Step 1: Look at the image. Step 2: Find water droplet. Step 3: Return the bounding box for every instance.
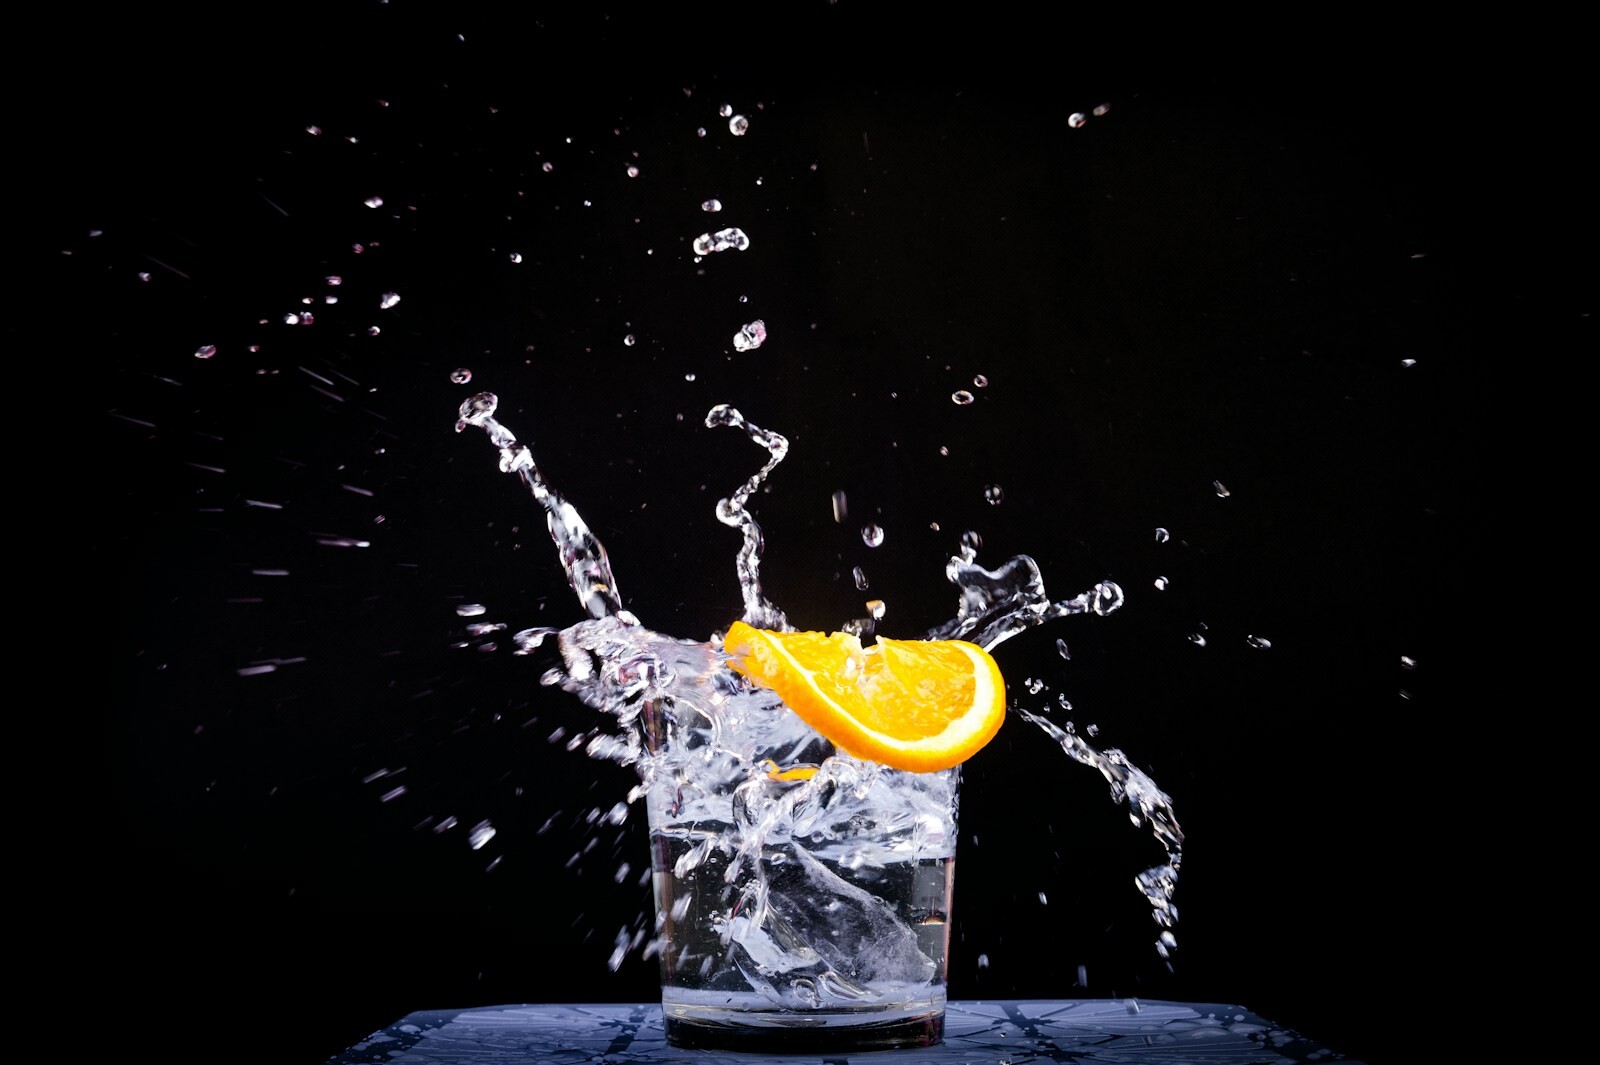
[960,530,982,557]
[456,603,487,617]
[866,599,886,619]
[732,320,767,351]
[1246,634,1272,649]
[137,271,151,282]
[1055,638,1070,660]
[194,344,217,360]
[1401,655,1417,670]
[1093,102,1111,117]
[977,953,990,969]
[1089,581,1124,616]
[623,333,637,347]
[363,195,384,208]
[1188,632,1207,647]
[1400,358,1417,367]
[468,821,496,850]
[542,161,554,173]
[1057,693,1073,711]
[983,484,1004,505]
[861,524,884,548]
[306,124,322,136]
[1154,527,1170,543]
[626,165,640,178]
[509,252,523,263]
[951,389,975,405]
[701,198,723,212]
[973,373,988,388]
[852,566,868,590]
[684,373,696,382]
[1026,678,1045,695]
[929,521,940,532]
[1068,113,1087,129]
[831,490,848,523]
[1124,999,1142,1015]
[692,227,750,256]
[450,368,472,384]
[1153,576,1168,591]
[1038,891,1049,905]
[1213,480,1231,498]
[325,275,343,286]
[380,291,401,309]
[1085,723,1098,737]
[283,313,301,325]
[719,103,733,118]
[696,127,707,138]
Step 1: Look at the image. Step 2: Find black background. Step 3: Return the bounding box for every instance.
[33,6,1480,1063]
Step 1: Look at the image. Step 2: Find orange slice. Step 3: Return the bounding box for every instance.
[723,620,1007,773]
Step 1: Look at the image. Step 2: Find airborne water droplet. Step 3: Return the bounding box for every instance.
[623,334,637,347]
[866,599,886,620]
[456,603,488,617]
[983,484,1004,505]
[861,524,884,548]
[1093,102,1111,117]
[542,161,554,173]
[450,368,473,385]
[626,165,640,178]
[364,195,384,208]
[719,103,733,118]
[1056,638,1070,660]
[1153,576,1168,591]
[1068,113,1087,128]
[951,390,975,405]
[701,198,723,213]
[1188,632,1207,647]
[731,320,767,351]
[729,115,749,135]
[831,490,848,523]
[1213,480,1231,498]
[1154,528,1170,543]
[380,292,401,309]
[973,374,988,388]
[194,344,217,360]
[852,566,868,590]
[1246,634,1272,649]
[1401,655,1417,670]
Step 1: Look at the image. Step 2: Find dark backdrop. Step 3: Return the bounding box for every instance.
[33,7,1478,1063]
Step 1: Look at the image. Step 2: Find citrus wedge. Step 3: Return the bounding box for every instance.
[723,620,1007,773]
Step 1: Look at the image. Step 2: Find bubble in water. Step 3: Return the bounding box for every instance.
[364,195,384,208]
[450,368,473,384]
[626,165,640,178]
[624,333,637,347]
[852,566,869,590]
[1246,634,1272,649]
[861,524,884,548]
[1153,576,1168,591]
[973,374,988,388]
[732,320,767,351]
[831,490,848,523]
[1401,655,1417,670]
[719,103,733,118]
[1213,480,1231,498]
[380,292,401,309]
[194,344,217,360]
[1056,638,1070,660]
[701,198,723,212]
[692,227,750,256]
[866,599,886,619]
[1093,102,1111,117]
[1068,113,1087,128]
[1154,527,1170,543]
[542,161,554,173]
[729,115,749,136]
[983,484,1004,505]
[951,390,975,405]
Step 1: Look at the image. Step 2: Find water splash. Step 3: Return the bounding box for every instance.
[705,404,790,632]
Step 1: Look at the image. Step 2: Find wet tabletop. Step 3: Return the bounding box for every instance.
[327,999,1365,1063]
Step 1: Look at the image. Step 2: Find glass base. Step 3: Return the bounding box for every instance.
[663,1001,944,1052]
